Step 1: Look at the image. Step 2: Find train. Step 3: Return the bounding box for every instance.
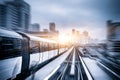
[0,28,68,80]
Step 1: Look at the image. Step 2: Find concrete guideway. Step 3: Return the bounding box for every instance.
[70,49,75,76]
[26,47,73,80]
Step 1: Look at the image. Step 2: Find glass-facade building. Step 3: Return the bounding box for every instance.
[0,0,30,31]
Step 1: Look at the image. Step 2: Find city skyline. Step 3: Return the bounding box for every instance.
[26,0,120,40]
[0,1,120,80]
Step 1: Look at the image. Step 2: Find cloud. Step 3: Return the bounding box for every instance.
[25,0,120,39]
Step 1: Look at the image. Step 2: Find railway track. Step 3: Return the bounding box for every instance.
[47,48,93,80]
[78,47,120,80]
[48,48,73,80]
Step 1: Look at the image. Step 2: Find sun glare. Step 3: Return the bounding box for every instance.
[58,34,71,44]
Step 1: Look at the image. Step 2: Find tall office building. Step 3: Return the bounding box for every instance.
[0,0,30,31]
[49,22,55,32]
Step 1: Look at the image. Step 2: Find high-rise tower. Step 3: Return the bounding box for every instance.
[0,0,30,31]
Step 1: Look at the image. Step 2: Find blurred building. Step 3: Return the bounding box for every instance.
[29,23,40,32]
[27,22,59,40]
[107,20,120,58]
[80,31,90,44]
[71,29,76,43]
[83,31,88,37]
[76,30,80,36]
[71,29,81,44]
[43,29,48,32]
[0,0,30,31]
[49,22,55,32]
[72,29,75,36]
[49,22,59,34]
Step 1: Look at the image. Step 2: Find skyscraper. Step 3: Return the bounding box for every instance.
[49,22,55,32]
[0,0,30,31]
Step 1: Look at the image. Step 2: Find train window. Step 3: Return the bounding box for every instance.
[0,37,2,50]
[30,40,39,48]
[48,43,51,50]
[1,37,14,50]
[40,42,43,52]
[14,39,22,49]
[53,44,55,49]
[30,40,39,54]
[0,37,22,59]
[0,37,2,41]
[44,42,48,51]
[113,42,120,47]
[50,43,55,50]
[55,44,58,49]
[45,42,48,48]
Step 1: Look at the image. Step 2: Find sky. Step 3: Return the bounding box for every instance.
[25,0,120,40]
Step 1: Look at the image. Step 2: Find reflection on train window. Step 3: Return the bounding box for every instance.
[40,42,43,52]
[113,42,120,47]
[2,37,14,50]
[30,40,39,54]
[43,42,48,51]
[0,37,22,59]
[50,43,55,50]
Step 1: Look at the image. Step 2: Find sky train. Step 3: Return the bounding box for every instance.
[0,28,68,80]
